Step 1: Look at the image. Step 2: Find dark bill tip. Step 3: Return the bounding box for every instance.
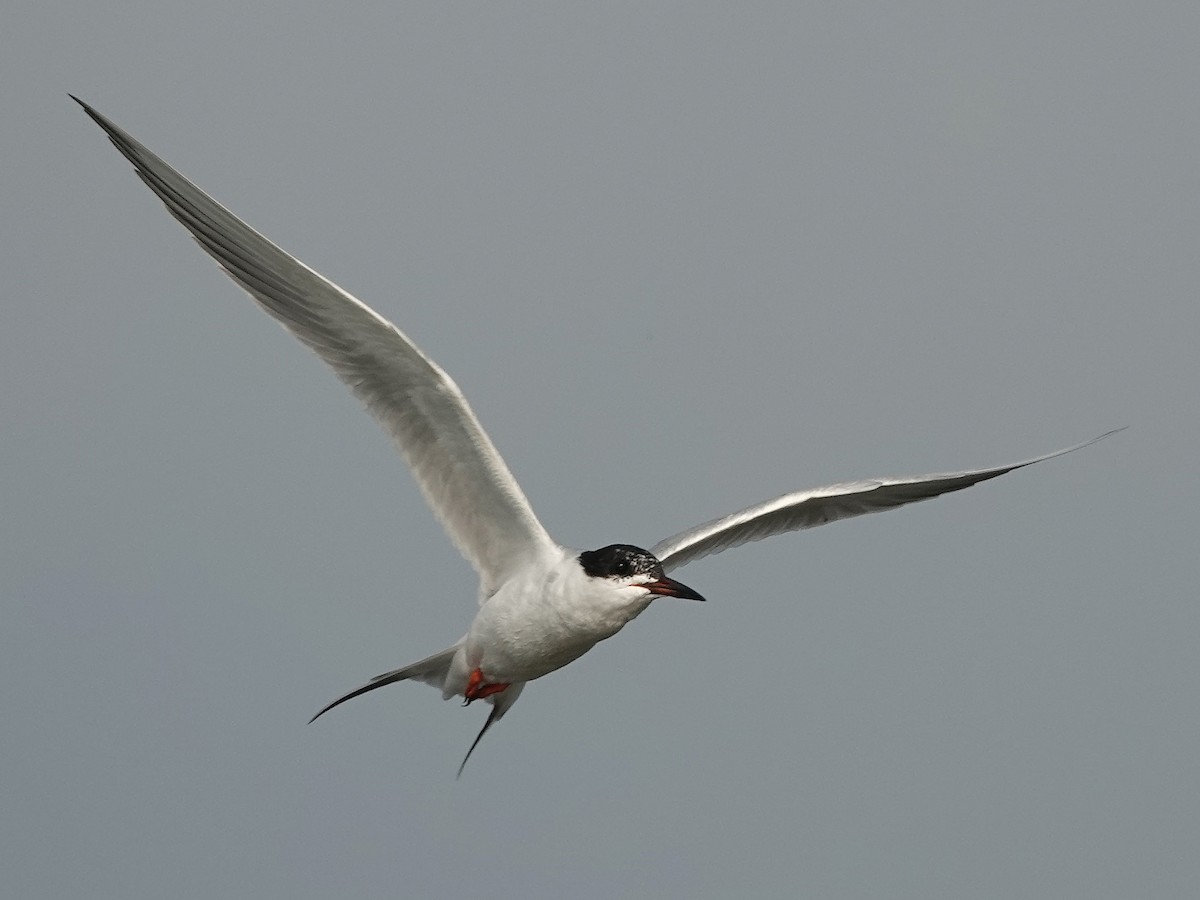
[645,576,706,602]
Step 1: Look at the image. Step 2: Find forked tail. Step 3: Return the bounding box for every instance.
[309,640,525,777]
[458,682,525,779]
[308,643,462,724]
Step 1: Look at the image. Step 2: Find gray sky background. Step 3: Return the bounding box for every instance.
[5,3,1197,898]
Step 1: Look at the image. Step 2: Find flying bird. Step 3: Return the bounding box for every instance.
[74,97,1120,775]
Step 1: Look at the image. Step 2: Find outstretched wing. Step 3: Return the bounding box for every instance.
[75,97,558,595]
[652,430,1122,572]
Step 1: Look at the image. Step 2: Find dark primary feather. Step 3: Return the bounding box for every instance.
[651,429,1124,572]
[73,96,555,595]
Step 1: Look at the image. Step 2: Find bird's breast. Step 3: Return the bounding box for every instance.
[467,570,644,683]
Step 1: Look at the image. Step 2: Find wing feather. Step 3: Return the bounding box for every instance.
[652,430,1123,572]
[75,97,557,594]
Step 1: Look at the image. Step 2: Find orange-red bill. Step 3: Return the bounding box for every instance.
[644,576,706,602]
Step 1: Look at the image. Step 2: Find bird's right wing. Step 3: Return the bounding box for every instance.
[651,430,1122,573]
[75,98,558,595]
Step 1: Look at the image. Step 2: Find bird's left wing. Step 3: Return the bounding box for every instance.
[75,98,558,595]
[652,430,1122,573]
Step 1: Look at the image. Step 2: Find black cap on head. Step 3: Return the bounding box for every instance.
[578,544,662,579]
[578,544,706,602]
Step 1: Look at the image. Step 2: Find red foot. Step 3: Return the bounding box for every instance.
[464,667,509,704]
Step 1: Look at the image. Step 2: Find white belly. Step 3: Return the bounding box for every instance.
[463,558,652,684]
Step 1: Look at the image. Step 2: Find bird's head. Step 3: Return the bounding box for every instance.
[577,544,706,603]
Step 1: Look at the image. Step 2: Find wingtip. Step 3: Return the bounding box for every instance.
[70,95,114,134]
[1040,427,1127,461]
[1075,426,1128,453]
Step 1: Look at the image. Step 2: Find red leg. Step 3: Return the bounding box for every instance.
[463,666,510,704]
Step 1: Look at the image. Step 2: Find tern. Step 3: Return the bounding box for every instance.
[75,97,1121,775]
